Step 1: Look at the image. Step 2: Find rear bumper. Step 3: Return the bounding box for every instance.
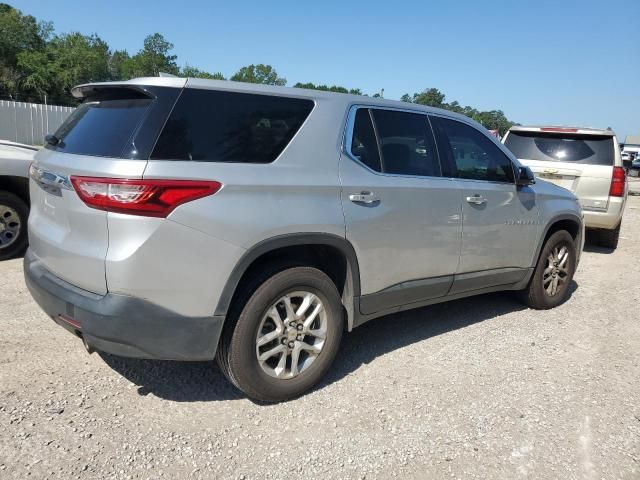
[583,197,625,230]
[24,250,224,360]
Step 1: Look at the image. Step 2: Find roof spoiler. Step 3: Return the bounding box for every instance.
[71,77,187,99]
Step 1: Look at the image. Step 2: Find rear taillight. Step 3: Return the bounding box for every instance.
[609,167,626,197]
[70,177,222,217]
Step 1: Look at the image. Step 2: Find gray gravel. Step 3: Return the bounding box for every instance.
[1,182,640,479]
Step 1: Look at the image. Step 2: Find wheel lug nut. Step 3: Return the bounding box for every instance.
[288,341,294,348]
[281,338,287,345]
[297,324,303,331]
[297,335,303,341]
[290,322,296,328]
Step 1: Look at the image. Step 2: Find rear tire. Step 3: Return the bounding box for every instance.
[521,230,576,310]
[597,223,621,250]
[0,191,29,261]
[216,266,343,402]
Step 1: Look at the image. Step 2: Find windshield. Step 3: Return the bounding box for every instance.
[504,131,614,166]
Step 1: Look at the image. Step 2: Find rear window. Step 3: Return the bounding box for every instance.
[48,95,152,157]
[150,89,314,163]
[504,131,615,165]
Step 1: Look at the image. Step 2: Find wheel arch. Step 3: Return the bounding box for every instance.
[0,176,30,205]
[534,214,583,266]
[214,233,361,331]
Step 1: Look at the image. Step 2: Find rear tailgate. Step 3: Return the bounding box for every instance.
[29,152,147,294]
[523,160,613,211]
[27,82,183,294]
[504,129,616,211]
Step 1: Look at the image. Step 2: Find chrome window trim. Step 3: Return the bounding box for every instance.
[341,104,450,182]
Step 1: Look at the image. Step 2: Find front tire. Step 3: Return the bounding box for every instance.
[521,230,577,310]
[0,191,29,261]
[217,267,343,402]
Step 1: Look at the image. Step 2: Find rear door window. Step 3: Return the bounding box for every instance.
[151,89,314,163]
[371,109,441,177]
[431,116,514,183]
[504,131,615,165]
[48,95,152,157]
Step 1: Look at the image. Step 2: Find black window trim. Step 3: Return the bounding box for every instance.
[342,104,446,180]
[428,112,517,186]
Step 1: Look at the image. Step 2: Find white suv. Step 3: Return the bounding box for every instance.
[503,126,627,249]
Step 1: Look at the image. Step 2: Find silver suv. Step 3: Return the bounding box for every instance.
[25,77,584,402]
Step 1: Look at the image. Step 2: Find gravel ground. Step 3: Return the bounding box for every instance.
[1,182,639,480]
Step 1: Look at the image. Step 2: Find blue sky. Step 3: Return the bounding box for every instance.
[12,0,640,140]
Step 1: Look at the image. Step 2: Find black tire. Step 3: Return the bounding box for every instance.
[0,190,29,261]
[597,223,621,250]
[216,266,343,402]
[521,230,576,310]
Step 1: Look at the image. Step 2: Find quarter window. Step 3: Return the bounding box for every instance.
[371,109,441,177]
[151,89,314,163]
[432,116,514,183]
[350,109,382,172]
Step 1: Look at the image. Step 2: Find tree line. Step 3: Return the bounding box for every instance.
[0,3,516,133]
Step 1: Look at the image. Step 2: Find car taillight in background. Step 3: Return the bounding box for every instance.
[540,127,579,133]
[609,167,626,197]
[70,177,222,217]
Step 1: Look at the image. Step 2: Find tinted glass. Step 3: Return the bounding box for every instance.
[49,98,152,157]
[432,117,514,182]
[371,109,440,177]
[151,89,314,163]
[350,109,381,171]
[504,131,615,165]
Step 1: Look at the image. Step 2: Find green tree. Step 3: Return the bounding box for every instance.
[412,88,446,107]
[108,49,133,80]
[231,64,286,86]
[293,82,363,95]
[17,32,111,104]
[181,65,225,80]
[0,3,50,98]
[128,33,179,77]
[400,86,515,134]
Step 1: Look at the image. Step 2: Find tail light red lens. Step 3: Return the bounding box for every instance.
[540,127,578,133]
[609,167,626,197]
[70,177,222,217]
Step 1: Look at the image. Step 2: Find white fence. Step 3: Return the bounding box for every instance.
[0,100,75,146]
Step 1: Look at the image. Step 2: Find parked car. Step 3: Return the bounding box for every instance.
[630,157,640,177]
[503,126,627,249]
[0,140,36,260]
[25,77,584,402]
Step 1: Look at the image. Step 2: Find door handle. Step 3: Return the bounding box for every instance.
[466,195,487,205]
[349,191,379,204]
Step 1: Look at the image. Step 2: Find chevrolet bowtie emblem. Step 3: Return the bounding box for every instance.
[544,168,559,174]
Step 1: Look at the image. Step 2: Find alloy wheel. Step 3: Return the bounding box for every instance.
[255,291,327,379]
[543,244,570,296]
[0,204,21,250]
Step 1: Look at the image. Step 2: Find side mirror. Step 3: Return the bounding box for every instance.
[622,159,632,169]
[516,166,536,187]
[44,134,59,146]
